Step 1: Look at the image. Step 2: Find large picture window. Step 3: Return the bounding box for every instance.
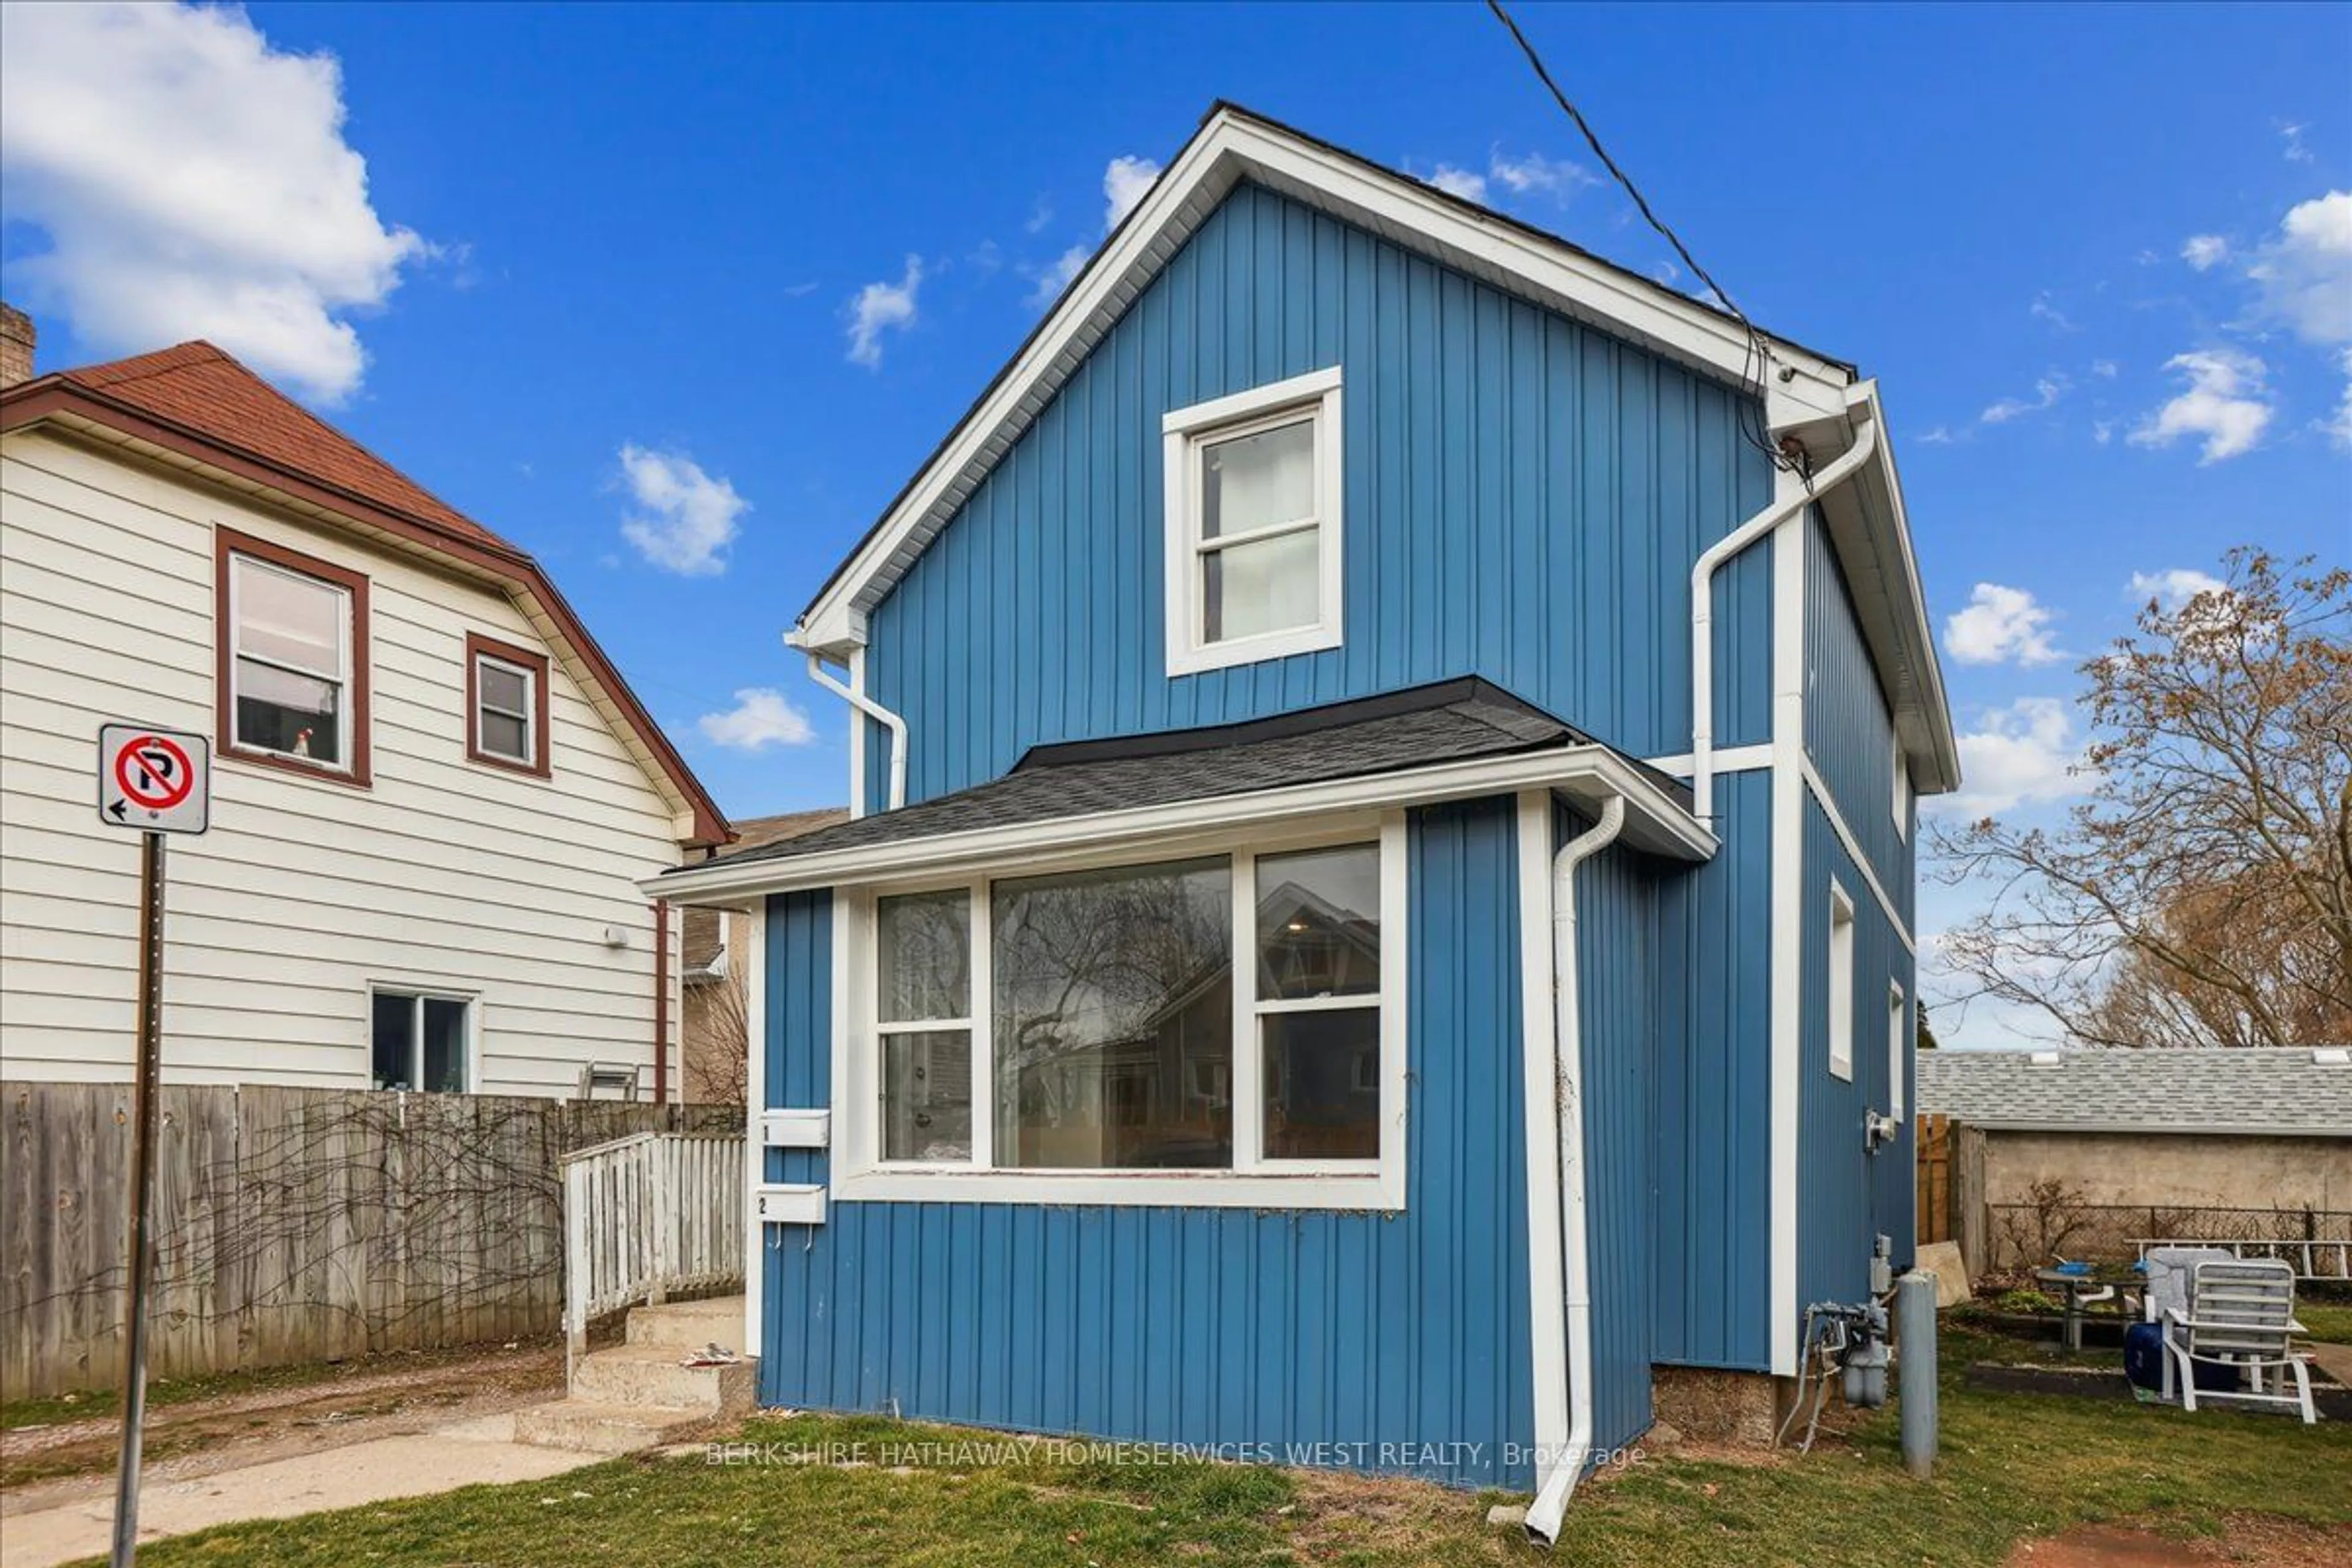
[841,819,1405,1208]
[1163,368,1344,677]
[216,527,370,785]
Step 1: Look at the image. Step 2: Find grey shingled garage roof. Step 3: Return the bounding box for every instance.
[676,677,1676,875]
[1916,1048,2352,1136]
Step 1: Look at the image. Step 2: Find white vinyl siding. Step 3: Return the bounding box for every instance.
[0,431,684,1095]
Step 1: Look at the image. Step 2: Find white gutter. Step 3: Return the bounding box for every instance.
[1525,793,1625,1550]
[1689,412,1879,823]
[797,643,907,812]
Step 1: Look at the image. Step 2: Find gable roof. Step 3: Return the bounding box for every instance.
[0,341,731,847]
[1916,1048,2352,1137]
[787,101,1958,793]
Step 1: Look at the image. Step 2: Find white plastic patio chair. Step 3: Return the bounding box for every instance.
[2158,1257,2318,1423]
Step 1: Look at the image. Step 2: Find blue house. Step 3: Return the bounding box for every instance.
[656,104,1958,1540]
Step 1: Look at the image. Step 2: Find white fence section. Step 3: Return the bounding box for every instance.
[562,1129,745,1370]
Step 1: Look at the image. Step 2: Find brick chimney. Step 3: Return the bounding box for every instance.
[0,303,33,390]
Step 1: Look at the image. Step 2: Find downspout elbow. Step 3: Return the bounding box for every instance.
[1525,793,1627,1550]
[799,645,908,812]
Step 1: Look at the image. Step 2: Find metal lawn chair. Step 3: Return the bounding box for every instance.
[2156,1256,2318,1423]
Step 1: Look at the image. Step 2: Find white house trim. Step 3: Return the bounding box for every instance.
[741,899,767,1353]
[824,813,1410,1210]
[649,743,1709,905]
[1644,743,1772,778]
[1800,757,1915,956]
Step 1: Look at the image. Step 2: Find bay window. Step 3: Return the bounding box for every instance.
[840,818,1405,1207]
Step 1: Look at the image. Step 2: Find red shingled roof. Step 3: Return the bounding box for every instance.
[54,341,510,551]
[1,338,731,846]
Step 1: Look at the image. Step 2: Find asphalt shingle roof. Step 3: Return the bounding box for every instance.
[1916,1048,2352,1136]
[682,677,1654,875]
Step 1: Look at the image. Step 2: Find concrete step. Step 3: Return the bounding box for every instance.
[624,1295,748,1354]
[512,1398,713,1456]
[570,1344,755,1414]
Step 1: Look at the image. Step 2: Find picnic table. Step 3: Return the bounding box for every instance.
[2035,1263,2145,1351]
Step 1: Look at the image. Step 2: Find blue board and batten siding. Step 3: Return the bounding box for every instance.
[862,181,1775,814]
[760,800,1539,1489]
[1797,511,1918,1309]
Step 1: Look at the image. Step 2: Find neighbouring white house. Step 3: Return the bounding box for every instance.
[0,306,733,1096]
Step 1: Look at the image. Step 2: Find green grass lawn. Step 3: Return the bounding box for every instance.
[88,1329,2352,1568]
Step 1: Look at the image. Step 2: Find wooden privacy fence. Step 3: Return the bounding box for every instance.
[562,1129,744,1374]
[1915,1112,1989,1279]
[0,1081,734,1400]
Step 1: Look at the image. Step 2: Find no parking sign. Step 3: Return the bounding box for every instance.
[97,723,210,835]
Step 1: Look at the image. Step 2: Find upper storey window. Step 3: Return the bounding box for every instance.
[1163,368,1344,676]
[466,633,551,776]
[218,527,369,783]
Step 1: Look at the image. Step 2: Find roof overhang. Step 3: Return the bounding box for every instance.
[1,381,733,848]
[1771,380,1962,795]
[647,741,1710,907]
[791,102,1860,658]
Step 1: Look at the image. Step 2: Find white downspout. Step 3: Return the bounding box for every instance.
[797,644,907,812]
[1525,793,1625,1550]
[1689,413,1878,823]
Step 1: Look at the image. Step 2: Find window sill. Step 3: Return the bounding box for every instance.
[831,1163,1403,1211]
[465,748,551,781]
[1167,620,1343,679]
[221,744,371,790]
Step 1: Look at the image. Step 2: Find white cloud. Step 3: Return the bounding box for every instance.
[2029,293,2078,332]
[2127,568,2225,609]
[2129,348,2273,463]
[1102,156,1159,232]
[2090,358,2119,379]
[0,1,426,404]
[2243,189,2351,345]
[2280,122,2313,165]
[698,688,813,752]
[1981,372,2068,424]
[1488,149,1594,202]
[1425,164,1490,203]
[845,254,922,368]
[2181,234,2230,271]
[1943,582,2061,667]
[2092,418,2118,445]
[2329,349,2352,449]
[1024,195,1054,235]
[1933,698,2091,816]
[1027,244,1088,309]
[616,444,746,576]
[1917,424,1957,445]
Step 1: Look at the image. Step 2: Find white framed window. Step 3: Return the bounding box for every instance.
[835,814,1407,1208]
[228,551,354,771]
[1891,729,1910,840]
[1827,881,1855,1082]
[1887,981,1907,1120]
[369,986,475,1092]
[1162,367,1344,677]
[475,657,535,763]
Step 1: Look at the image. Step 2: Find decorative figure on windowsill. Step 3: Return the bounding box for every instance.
[292,727,313,757]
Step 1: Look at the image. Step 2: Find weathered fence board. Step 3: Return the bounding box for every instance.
[0,1081,733,1400]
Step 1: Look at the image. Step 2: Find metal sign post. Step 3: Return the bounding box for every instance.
[95,724,209,1568]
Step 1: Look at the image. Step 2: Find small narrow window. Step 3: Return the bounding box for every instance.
[1163,368,1343,676]
[1254,842,1382,1162]
[1888,982,1907,1120]
[876,890,974,1163]
[1891,730,1910,840]
[218,529,368,782]
[466,633,550,775]
[1828,883,1855,1082]
[371,988,472,1091]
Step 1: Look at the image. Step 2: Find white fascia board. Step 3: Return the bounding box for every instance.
[794,105,1855,654]
[646,744,1712,905]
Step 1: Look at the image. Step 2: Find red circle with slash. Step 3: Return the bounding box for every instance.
[115,734,194,811]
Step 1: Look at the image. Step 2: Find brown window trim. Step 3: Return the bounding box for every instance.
[214,525,372,788]
[465,631,552,778]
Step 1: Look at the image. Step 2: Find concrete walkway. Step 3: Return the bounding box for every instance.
[1,1413,601,1568]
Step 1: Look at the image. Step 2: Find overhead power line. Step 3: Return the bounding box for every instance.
[1482,0,1801,477]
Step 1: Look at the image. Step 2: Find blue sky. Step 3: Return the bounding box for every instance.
[4,3,2346,1044]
